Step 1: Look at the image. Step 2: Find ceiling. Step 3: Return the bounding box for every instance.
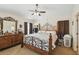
[0,4,74,18]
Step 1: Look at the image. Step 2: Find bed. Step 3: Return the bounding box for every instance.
[21,31,58,55]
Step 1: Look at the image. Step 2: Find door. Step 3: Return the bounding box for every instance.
[64,20,69,34]
[58,21,65,34]
[58,20,69,35]
[29,23,33,34]
[24,22,28,35]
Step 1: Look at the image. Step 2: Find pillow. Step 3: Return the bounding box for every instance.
[38,31,45,33]
[46,31,56,34]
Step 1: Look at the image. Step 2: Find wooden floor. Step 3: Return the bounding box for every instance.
[0,45,39,55]
[0,44,76,55]
[52,46,76,55]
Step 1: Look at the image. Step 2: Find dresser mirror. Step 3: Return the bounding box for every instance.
[0,17,17,35]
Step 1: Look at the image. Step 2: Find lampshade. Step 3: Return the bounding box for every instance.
[32,12,41,16]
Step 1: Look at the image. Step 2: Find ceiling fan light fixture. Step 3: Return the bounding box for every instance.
[32,13,34,15]
[29,4,45,16]
[36,4,38,6]
[39,14,41,16]
[32,12,41,16]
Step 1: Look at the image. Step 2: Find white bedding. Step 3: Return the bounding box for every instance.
[24,31,58,48]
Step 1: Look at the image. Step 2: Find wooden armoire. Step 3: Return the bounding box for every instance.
[57,20,69,38]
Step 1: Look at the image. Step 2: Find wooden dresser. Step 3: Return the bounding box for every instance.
[0,33,23,50]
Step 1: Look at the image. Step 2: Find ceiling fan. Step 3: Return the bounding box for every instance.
[29,4,46,16]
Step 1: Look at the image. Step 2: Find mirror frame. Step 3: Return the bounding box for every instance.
[0,17,17,34]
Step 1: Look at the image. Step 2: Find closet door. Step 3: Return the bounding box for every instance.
[64,20,69,34]
[24,22,28,35]
[58,20,69,35]
[29,23,33,34]
[58,21,64,34]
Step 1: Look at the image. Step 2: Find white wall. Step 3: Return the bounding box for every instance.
[70,4,79,54]
[29,10,73,31]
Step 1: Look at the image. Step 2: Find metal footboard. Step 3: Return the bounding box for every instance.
[23,36,49,51]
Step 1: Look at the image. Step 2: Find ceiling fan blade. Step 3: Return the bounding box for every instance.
[39,11,46,13]
[29,10,35,12]
[29,9,39,13]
